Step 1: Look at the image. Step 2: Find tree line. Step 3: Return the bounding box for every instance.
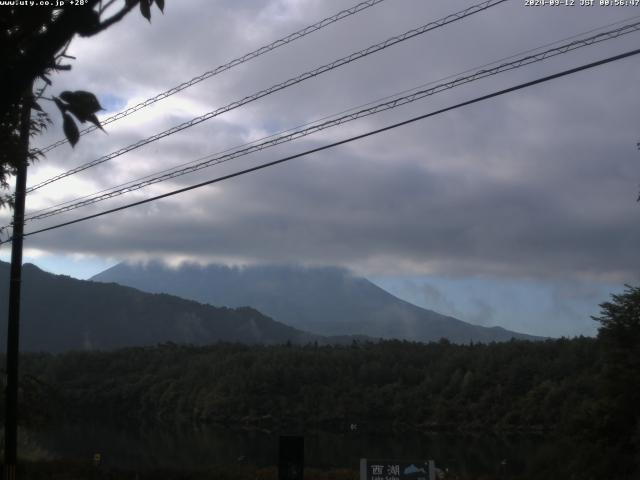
[1,285,637,478]
[8,337,601,433]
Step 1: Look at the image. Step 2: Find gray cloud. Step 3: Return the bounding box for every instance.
[1,0,638,288]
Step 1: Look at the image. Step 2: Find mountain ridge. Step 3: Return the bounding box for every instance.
[92,261,541,343]
[0,261,363,352]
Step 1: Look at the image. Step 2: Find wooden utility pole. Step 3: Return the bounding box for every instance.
[4,84,32,480]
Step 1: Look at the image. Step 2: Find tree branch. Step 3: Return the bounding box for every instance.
[92,1,138,35]
[99,0,119,15]
[0,1,102,113]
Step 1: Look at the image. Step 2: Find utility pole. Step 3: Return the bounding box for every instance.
[4,83,32,480]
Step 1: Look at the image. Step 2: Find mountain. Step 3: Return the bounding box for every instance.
[92,262,540,343]
[0,261,335,352]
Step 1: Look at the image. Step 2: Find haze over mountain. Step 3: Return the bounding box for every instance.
[0,261,336,352]
[92,262,541,343]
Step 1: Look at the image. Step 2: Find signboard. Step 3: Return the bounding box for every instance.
[360,459,435,480]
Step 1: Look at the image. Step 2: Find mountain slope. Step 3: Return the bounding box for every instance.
[92,262,540,343]
[0,261,324,352]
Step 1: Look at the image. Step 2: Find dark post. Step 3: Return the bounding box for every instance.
[278,435,304,480]
[4,84,32,480]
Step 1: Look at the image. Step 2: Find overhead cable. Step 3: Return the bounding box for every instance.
[20,19,640,223]
[6,46,638,244]
[27,12,640,220]
[38,0,389,154]
[26,0,508,194]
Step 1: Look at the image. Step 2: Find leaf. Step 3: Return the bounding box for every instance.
[60,90,103,112]
[31,100,43,112]
[59,91,103,123]
[62,113,79,147]
[140,0,151,21]
[155,0,165,12]
[87,113,106,133]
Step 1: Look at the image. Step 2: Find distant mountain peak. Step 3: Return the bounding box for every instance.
[0,260,330,352]
[92,261,541,343]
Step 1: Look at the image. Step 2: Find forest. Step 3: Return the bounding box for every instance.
[0,337,633,478]
[11,338,601,433]
[1,286,638,479]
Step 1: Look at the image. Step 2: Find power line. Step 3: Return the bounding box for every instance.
[20,19,640,224]
[7,46,639,244]
[38,0,389,154]
[25,0,507,194]
[25,13,640,221]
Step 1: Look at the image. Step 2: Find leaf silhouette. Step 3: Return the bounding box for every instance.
[59,91,103,123]
[87,113,106,133]
[62,113,79,147]
[140,0,151,21]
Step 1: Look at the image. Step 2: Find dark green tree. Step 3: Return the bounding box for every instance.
[592,285,640,477]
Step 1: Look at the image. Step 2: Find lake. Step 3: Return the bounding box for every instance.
[23,423,561,478]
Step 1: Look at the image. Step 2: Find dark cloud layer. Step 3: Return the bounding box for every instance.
[1,0,638,286]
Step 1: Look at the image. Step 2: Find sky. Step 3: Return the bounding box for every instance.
[1,0,639,337]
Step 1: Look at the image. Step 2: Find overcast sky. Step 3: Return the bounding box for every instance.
[1,0,639,337]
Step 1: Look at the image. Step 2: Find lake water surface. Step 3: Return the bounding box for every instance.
[26,424,559,478]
